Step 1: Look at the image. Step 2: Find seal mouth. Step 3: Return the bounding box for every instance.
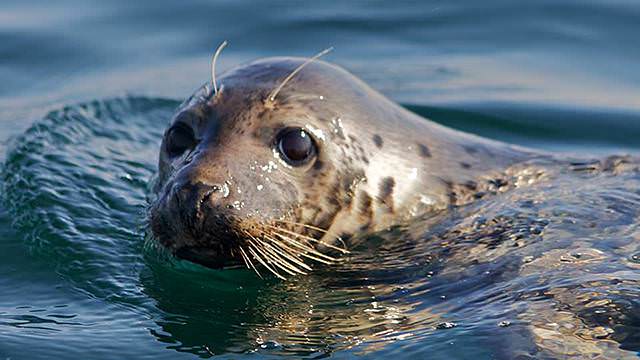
[175,246,242,269]
[150,200,351,278]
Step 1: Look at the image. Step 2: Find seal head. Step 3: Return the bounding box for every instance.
[149,57,531,275]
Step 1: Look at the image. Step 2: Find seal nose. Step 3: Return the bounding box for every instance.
[173,181,225,221]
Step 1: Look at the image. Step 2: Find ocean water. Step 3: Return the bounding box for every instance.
[1,1,639,359]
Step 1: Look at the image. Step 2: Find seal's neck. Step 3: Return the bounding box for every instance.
[327,104,542,239]
[312,77,546,240]
[422,120,545,207]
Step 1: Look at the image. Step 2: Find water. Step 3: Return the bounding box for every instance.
[1,1,639,358]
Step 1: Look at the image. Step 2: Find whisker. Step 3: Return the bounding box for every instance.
[243,231,304,276]
[273,219,329,233]
[265,47,333,104]
[265,224,350,254]
[251,236,308,275]
[272,219,349,249]
[239,246,263,279]
[298,251,335,265]
[261,233,313,271]
[250,239,300,276]
[248,243,287,280]
[238,246,250,269]
[269,231,337,261]
[271,232,336,264]
[211,40,228,95]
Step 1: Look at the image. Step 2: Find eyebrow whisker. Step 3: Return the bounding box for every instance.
[211,40,228,95]
[265,47,333,105]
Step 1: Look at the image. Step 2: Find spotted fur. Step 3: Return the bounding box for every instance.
[149,56,537,277]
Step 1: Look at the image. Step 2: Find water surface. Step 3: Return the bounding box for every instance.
[1,1,639,359]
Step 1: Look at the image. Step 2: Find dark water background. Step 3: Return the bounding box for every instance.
[1,1,639,359]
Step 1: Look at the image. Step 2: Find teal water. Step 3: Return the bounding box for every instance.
[1,1,640,359]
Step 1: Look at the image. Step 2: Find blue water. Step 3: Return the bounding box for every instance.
[1,1,639,359]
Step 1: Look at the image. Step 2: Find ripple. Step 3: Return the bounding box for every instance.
[2,97,640,358]
[2,97,176,302]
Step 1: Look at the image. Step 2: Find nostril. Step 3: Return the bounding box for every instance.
[173,182,222,212]
[200,186,219,206]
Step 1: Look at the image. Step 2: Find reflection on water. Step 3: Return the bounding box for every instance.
[2,99,639,359]
[2,0,640,358]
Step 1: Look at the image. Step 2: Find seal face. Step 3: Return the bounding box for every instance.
[149,57,534,276]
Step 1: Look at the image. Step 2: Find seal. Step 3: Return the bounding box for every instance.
[148,52,540,278]
[147,51,640,357]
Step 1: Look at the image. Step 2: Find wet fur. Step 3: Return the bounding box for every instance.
[150,57,540,278]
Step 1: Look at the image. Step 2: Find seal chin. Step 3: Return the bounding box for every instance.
[174,246,242,269]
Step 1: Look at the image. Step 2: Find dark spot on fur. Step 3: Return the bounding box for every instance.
[326,180,342,207]
[377,177,395,212]
[462,145,478,155]
[358,191,373,221]
[372,134,383,148]
[440,179,457,205]
[489,178,508,189]
[313,211,340,233]
[473,191,487,199]
[418,144,431,158]
[379,177,395,199]
[313,160,324,170]
[464,181,478,191]
[460,162,472,169]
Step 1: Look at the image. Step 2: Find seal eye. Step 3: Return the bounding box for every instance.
[277,128,316,166]
[165,123,196,157]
